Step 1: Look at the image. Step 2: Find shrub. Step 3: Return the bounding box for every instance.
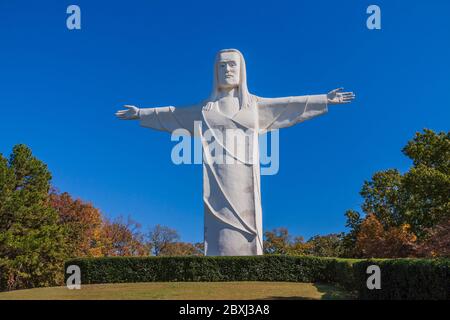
[65,255,357,290]
[64,255,449,300]
[353,258,450,300]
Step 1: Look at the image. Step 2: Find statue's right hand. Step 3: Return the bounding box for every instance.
[115,105,140,120]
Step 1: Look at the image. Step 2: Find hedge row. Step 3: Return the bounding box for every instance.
[353,259,450,300]
[64,255,449,300]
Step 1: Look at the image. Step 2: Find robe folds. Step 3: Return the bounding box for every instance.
[139,94,328,256]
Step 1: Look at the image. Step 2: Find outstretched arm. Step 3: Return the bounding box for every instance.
[257,88,355,132]
[115,104,202,135]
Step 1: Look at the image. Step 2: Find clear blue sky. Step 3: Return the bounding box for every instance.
[1,1,449,243]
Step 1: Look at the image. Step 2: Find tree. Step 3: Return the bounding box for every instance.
[289,236,312,256]
[100,216,148,257]
[402,129,449,172]
[341,210,363,257]
[306,233,345,257]
[0,145,68,290]
[148,224,180,256]
[343,129,450,256]
[160,242,203,256]
[415,218,450,257]
[360,169,404,229]
[402,165,450,237]
[401,129,450,237]
[50,191,103,257]
[264,228,292,254]
[264,228,310,255]
[354,214,416,258]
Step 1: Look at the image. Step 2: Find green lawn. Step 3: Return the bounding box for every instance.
[0,282,354,300]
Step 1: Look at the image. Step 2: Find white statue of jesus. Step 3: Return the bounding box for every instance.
[116,49,355,256]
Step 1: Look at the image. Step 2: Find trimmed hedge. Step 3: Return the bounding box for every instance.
[65,255,357,290]
[353,259,450,300]
[64,255,449,300]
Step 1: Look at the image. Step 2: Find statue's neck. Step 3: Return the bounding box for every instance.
[217,87,238,99]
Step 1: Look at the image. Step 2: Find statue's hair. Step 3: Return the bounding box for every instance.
[208,48,254,109]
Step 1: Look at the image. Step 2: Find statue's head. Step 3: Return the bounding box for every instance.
[217,50,241,89]
[209,49,252,108]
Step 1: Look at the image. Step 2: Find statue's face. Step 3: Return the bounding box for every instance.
[217,51,241,89]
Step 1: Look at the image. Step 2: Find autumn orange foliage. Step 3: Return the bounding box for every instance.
[50,191,148,258]
[355,214,417,258]
[50,192,104,257]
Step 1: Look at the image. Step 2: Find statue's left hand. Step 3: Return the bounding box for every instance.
[327,88,355,104]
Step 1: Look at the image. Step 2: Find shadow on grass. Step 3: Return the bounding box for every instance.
[314,283,356,300]
[264,283,356,300]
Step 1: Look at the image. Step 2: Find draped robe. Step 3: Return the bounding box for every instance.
[139,94,328,256]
